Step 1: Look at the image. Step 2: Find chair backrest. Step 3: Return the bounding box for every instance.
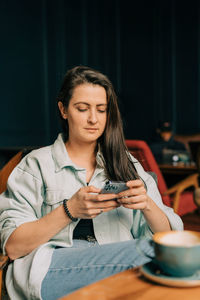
[125,140,170,205]
[174,133,200,153]
[0,151,24,298]
[0,151,23,194]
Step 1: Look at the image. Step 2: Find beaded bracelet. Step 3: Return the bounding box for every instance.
[63,199,78,222]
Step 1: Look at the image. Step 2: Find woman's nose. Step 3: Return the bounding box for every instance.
[88,110,97,123]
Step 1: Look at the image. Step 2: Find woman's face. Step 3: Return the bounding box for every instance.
[59,83,107,144]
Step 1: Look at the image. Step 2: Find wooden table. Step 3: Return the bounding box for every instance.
[159,162,197,175]
[158,162,198,187]
[59,267,200,300]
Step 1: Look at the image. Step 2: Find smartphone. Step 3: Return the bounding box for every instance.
[100,181,128,194]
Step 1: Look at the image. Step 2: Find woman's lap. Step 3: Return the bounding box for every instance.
[41,238,154,300]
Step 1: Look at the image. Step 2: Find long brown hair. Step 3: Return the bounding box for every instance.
[56,65,139,181]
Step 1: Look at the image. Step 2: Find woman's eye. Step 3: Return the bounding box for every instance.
[97,106,107,113]
[76,106,106,113]
[77,107,87,112]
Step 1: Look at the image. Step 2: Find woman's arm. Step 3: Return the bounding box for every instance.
[140,195,171,232]
[117,179,171,233]
[5,204,71,260]
[5,186,118,260]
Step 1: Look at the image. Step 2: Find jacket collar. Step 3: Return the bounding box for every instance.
[51,133,104,172]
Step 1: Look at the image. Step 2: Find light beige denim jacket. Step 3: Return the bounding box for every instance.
[0,134,183,299]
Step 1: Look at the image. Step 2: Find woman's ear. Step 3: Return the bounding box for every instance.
[58,101,67,119]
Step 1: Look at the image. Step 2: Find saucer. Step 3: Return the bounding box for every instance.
[140,262,200,287]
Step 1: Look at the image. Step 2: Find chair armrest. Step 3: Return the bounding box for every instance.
[164,173,199,195]
[0,253,9,299]
[0,254,9,270]
[163,173,199,213]
[194,188,200,208]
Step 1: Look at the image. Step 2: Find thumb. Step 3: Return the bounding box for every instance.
[86,185,101,193]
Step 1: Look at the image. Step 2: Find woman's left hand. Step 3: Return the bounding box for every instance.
[117,179,150,211]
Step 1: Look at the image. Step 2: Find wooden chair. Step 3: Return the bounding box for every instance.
[0,151,24,299]
[125,140,199,216]
[174,133,200,153]
[0,151,23,194]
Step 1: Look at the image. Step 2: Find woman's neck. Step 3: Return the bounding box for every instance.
[65,140,97,173]
[66,140,97,183]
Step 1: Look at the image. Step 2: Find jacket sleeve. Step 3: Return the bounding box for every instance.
[0,155,44,254]
[130,158,184,239]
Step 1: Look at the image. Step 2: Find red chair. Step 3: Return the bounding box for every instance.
[125,140,199,216]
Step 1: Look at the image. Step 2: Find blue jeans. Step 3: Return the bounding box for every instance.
[41,238,154,300]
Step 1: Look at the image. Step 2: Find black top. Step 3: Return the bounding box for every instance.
[73,219,95,239]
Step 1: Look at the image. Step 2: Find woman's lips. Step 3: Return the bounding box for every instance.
[85,128,98,132]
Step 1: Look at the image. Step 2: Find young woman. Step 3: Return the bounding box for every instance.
[0,66,183,300]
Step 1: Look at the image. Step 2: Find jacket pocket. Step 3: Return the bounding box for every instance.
[41,189,75,241]
[43,189,74,212]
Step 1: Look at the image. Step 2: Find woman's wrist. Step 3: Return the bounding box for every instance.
[63,199,78,222]
[141,196,152,213]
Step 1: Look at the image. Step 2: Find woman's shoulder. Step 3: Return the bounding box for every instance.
[20,145,52,164]
[15,145,53,178]
[127,152,149,181]
[23,133,64,163]
[24,145,52,160]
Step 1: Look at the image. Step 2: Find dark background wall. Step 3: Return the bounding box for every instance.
[1,0,200,148]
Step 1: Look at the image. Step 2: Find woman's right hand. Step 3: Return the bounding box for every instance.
[66,185,120,219]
